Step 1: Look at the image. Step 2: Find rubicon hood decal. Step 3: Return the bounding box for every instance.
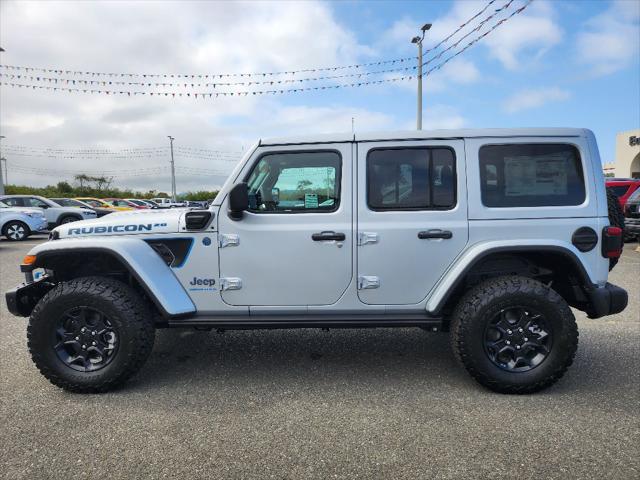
[55,210,182,238]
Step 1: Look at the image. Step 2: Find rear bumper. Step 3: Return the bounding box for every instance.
[624,217,640,235]
[587,282,628,319]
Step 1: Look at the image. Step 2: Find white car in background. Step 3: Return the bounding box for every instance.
[0,195,97,230]
[0,200,48,241]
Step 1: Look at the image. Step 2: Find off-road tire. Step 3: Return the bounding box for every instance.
[28,276,155,393]
[450,276,578,394]
[606,188,625,270]
[2,220,31,241]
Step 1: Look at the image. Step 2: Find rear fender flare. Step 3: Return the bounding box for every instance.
[426,240,595,314]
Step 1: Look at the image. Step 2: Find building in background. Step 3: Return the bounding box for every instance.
[613,129,640,178]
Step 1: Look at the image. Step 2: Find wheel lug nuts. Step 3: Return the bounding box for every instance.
[75,336,80,341]
[516,345,521,349]
[82,345,86,350]
[506,340,511,345]
[92,331,96,335]
[518,328,523,333]
[92,342,96,346]
[507,330,512,335]
[524,337,528,342]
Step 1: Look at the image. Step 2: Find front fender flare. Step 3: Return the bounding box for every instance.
[26,237,196,317]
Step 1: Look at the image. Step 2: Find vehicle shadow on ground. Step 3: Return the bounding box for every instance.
[119,323,632,398]
[130,327,475,392]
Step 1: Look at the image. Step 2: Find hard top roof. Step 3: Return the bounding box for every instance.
[260,128,589,146]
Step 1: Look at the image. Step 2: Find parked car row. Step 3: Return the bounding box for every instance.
[605,178,640,240]
[0,194,211,241]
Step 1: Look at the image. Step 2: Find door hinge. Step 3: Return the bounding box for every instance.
[219,234,240,248]
[220,277,242,291]
[358,276,380,289]
[358,232,379,246]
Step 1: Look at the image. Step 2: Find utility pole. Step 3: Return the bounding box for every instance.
[0,135,5,195]
[411,23,431,130]
[168,136,176,202]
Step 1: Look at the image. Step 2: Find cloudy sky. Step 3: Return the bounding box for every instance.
[0,0,638,194]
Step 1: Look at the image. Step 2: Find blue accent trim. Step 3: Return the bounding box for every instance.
[172,238,194,269]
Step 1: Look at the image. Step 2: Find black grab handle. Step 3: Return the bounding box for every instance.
[312,231,346,241]
[418,230,453,240]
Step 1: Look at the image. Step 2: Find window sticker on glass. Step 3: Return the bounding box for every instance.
[504,156,568,197]
[304,194,319,209]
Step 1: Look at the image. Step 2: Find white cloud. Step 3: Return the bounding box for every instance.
[378,1,562,72]
[0,0,383,191]
[481,0,563,70]
[502,86,570,114]
[576,0,640,76]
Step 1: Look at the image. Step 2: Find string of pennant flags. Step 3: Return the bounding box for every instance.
[0,0,531,100]
[0,0,510,81]
[11,164,232,178]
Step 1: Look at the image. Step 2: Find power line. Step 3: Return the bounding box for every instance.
[0,0,503,86]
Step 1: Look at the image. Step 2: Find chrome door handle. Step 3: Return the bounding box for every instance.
[418,229,453,240]
[312,231,346,241]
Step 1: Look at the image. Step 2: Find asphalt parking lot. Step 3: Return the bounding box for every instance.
[0,236,638,479]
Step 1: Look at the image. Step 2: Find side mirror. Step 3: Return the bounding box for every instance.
[228,182,249,220]
[271,187,280,204]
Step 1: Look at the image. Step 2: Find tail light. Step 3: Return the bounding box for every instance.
[601,226,623,258]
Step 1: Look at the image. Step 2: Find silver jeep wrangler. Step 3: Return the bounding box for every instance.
[6,128,628,394]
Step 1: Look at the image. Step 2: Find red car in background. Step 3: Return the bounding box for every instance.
[605,178,640,209]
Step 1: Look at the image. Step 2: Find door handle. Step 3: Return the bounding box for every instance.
[312,231,346,241]
[418,229,453,240]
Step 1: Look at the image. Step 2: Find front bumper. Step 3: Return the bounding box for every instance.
[6,278,55,317]
[587,282,628,319]
[30,217,48,232]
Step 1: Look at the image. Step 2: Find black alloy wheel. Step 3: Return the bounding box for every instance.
[483,307,552,372]
[54,306,119,372]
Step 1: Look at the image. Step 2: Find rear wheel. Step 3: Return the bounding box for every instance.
[28,277,155,393]
[3,220,30,241]
[451,276,578,394]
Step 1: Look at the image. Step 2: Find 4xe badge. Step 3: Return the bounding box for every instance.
[188,277,216,292]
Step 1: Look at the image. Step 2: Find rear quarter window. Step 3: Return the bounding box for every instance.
[479,143,585,208]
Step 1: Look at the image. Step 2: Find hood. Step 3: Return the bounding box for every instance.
[53,208,183,239]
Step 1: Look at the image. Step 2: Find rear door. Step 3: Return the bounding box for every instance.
[356,140,468,305]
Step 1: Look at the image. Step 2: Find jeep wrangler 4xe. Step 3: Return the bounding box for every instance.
[6,128,628,394]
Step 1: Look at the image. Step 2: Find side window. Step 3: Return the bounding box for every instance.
[479,143,585,208]
[245,151,341,213]
[367,147,456,210]
[3,197,23,207]
[27,198,48,208]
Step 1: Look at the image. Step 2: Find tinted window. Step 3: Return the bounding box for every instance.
[367,148,456,210]
[246,151,341,213]
[607,186,630,197]
[2,197,24,207]
[26,197,49,208]
[479,144,585,207]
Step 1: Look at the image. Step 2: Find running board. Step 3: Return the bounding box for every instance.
[165,313,443,330]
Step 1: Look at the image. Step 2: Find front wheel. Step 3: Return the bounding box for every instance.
[3,220,31,241]
[450,276,578,394]
[27,277,155,393]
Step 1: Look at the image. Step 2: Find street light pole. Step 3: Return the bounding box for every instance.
[0,135,5,195]
[411,23,431,130]
[168,136,176,202]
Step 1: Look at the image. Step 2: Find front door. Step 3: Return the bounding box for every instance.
[356,140,468,305]
[218,144,353,306]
